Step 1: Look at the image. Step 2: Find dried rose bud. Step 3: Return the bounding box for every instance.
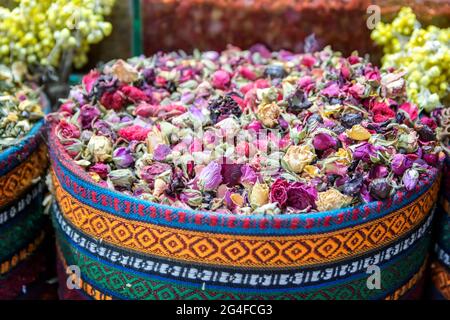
[397,131,418,153]
[250,182,269,208]
[240,165,258,189]
[180,189,203,208]
[341,113,363,128]
[316,188,353,211]
[108,169,135,188]
[402,169,419,191]
[257,102,281,128]
[197,162,223,191]
[87,135,112,162]
[89,163,110,179]
[313,133,337,151]
[111,59,139,83]
[153,178,168,197]
[369,179,392,200]
[391,154,412,176]
[112,147,134,168]
[416,124,436,142]
[283,145,315,173]
[346,125,371,141]
[212,70,231,90]
[342,176,363,196]
[153,144,171,161]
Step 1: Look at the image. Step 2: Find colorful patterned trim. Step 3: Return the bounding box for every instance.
[52,171,438,268]
[0,144,48,208]
[55,233,429,300]
[0,231,45,276]
[49,124,439,236]
[0,181,45,228]
[434,243,450,269]
[52,200,434,289]
[430,260,450,300]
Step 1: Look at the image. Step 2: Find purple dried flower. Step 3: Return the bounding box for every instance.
[313,133,337,151]
[369,165,388,179]
[369,178,391,200]
[141,162,172,184]
[240,165,258,188]
[221,163,243,187]
[80,104,101,129]
[153,144,171,161]
[321,83,340,97]
[342,176,363,196]
[402,169,419,191]
[93,120,115,139]
[287,182,317,210]
[353,143,376,162]
[112,147,134,168]
[391,154,412,176]
[180,189,203,208]
[89,163,110,179]
[198,162,223,191]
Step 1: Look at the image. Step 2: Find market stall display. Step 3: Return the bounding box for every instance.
[49,46,443,299]
[0,63,49,299]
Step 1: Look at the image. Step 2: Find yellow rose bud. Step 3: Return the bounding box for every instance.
[283,145,316,173]
[257,102,281,128]
[153,178,167,197]
[89,172,101,183]
[230,193,245,207]
[87,135,112,162]
[316,188,353,212]
[303,165,320,178]
[335,148,353,165]
[6,112,18,122]
[346,125,371,141]
[250,183,269,208]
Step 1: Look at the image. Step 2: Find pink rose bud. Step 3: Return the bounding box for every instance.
[212,70,231,89]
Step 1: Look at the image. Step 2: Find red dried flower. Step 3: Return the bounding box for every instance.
[118,125,151,141]
[121,86,150,103]
[82,70,100,94]
[270,178,290,208]
[371,101,395,123]
[100,91,126,111]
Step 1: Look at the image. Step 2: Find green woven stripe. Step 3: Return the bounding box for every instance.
[56,226,430,300]
[0,205,45,261]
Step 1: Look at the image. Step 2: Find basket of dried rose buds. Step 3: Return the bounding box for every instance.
[49,46,444,300]
[0,63,49,299]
